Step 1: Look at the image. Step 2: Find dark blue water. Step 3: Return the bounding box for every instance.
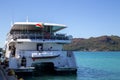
[25,52,120,80]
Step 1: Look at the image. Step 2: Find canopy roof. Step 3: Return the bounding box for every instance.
[10,22,67,32]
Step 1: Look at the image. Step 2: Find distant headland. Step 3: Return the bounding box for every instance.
[64,35,120,51]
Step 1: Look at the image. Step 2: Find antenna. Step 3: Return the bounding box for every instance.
[26,16,29,22]
[11,21,13,26]
[10,10,15,28]
[11,15,14,27]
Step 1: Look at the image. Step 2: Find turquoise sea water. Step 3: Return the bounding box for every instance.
[25,52,120,80]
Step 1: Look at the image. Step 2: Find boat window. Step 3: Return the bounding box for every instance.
[37,44,43,51]
[52,26,64,32]
[9,46,12,50]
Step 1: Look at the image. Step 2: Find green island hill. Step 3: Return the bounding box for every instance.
[64,35,120,51]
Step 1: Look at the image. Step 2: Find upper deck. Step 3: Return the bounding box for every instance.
[6,22,72,43]
[10,22,66,32]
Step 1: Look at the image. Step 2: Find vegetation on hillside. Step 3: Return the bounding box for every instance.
[63,35,120,51]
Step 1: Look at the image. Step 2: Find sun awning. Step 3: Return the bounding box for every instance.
[10,22,66,32]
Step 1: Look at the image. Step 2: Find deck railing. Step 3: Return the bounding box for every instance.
[7,33,72,41]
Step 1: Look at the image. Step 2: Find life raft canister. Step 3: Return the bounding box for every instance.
[21,56,26,67]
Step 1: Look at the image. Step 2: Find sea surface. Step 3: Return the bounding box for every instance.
[24,52,120,80]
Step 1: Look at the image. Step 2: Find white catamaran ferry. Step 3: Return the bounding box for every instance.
[5,22,77,74]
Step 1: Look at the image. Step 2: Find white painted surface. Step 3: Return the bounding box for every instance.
[9,57,18,68]
[16,42,36,51]
[43,43,62,51]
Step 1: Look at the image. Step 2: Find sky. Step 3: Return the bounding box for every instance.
[0,0,120,47]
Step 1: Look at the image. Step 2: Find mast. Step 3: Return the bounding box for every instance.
[26,16,29,22]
